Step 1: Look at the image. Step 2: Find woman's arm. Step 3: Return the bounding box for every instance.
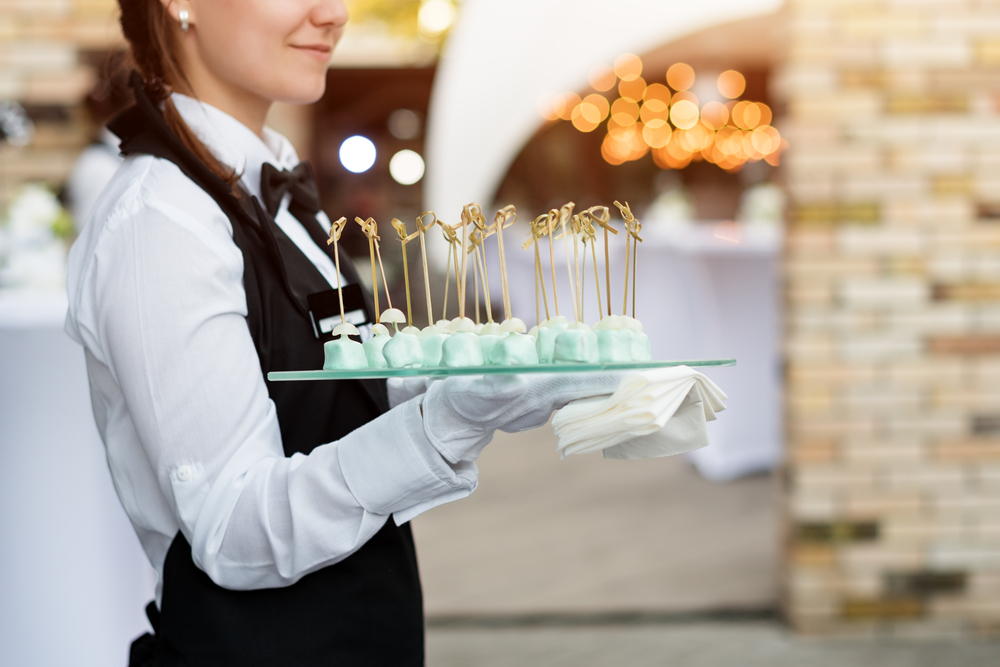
[85,181,475,590]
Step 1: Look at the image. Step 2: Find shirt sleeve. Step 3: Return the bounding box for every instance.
[87,186,476,590]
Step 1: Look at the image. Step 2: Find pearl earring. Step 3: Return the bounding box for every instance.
[180,9,190,32]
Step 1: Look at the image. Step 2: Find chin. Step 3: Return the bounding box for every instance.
[277,79,328,106]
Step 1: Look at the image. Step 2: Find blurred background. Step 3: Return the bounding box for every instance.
[2,0,1000,664]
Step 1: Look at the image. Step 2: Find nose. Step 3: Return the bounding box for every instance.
[312,0,349,28]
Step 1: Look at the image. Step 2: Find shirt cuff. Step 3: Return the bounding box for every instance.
[338,397,478,516]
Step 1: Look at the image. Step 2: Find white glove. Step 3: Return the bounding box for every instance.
[387,376,434,408]
[421,372,624,463]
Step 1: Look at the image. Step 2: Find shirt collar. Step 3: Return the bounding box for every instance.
[170,93,300,200]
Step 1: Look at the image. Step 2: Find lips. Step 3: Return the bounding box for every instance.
[290,44,333,59]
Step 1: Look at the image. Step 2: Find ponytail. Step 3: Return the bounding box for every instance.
[117,0,239,189]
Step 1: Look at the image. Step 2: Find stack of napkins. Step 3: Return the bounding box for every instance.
[552,366,727,460]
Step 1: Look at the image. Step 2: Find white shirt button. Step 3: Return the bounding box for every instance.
[176,465,193,482]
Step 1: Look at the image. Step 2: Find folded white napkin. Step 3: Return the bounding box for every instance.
[551,366,727,460]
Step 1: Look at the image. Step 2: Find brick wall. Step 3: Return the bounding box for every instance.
[0,0,122,206]
[782,0,1000,635]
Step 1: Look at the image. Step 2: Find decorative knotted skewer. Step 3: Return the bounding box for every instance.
[523,213,552,325]
[571,213,585,322]
[580,207,608,321]
[494,205,517,322]
[391,218,420,327]
[590,205,618,316]
[355,216,393,323]
[545,209,561,317]
[470,207,495,324]
[613,201,642,318]
[416,211,437,327]
[557,202,579,322]
[438,219,461,321]
[326,216,350,328]
[458,204,485,321]
[467,226,485,324]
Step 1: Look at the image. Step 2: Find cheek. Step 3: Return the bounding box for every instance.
[195,1,327,104]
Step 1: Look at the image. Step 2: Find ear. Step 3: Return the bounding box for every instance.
[160,0,196,27]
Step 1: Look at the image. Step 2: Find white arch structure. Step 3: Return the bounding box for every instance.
[424,0,783,218]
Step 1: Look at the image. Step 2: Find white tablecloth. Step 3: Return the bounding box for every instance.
[0,289,155,667]
[488,221,782,480]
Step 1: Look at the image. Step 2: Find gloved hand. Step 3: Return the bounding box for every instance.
[387,376,434,408]
[421,372,624,463]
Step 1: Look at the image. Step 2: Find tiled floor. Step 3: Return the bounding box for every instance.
[425,623,1000,667]
[411,423,779,616]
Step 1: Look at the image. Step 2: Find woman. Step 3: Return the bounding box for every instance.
[65,1,618,665]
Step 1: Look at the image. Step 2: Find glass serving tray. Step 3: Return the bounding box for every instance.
[267,359,736,382]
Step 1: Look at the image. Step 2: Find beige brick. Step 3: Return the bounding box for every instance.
[787,146,882,173]
[883,358,966,386]
[883,197,973,227]
[790,489,840,519]
[795,464,878,492]
[837,228,926,258]
[844,491,923,518]
[789,387,836,416]
[882,518,964,542]
[843,11,926,40]
[841,544,923,569]
[932,392,1000,412]
[789,309,877,334]
[929,543,1000,571]
[843,439,925,464]
[791,92,882,121]
[773,64,839,96]
[792,416,878,440]
[840,173,926,203]
[884,305,972,335]
[838,333,922,363]
[789,363,878,386]
[890,147,969,175]
[931,596,1000,621]
[839,384,923,415]
[886,465,968,492]
[788,228,836,255]
[837,276,931,312]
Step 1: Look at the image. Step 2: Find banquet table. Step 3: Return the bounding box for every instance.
[0,289,155,667]
[488,220,782,481]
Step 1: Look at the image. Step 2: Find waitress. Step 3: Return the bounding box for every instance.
[65,1,618,665]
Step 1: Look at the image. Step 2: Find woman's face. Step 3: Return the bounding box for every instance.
[169,0,348,106]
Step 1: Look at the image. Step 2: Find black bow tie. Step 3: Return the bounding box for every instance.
[260,162,322,220]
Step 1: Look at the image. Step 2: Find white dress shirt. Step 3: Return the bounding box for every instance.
[64,94,477,603]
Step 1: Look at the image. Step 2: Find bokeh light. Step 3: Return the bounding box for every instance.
[717,70,746,99]
[700,101,729,130]
[571,101,602,132]
[388,109,422,140]
[614,53,643,82]
[553,92,581,121]
[640,98,669,124]
[589,64,617,92]
[644,83,672,105]
[669,99,700,130]
[666,63,695,91]
[389,149,425,185]
[619,76,647,103]
[418,0,456,36]
[611,98,640,125]
[339,135,377,173]
[642,119,672,148]
[583,94,610,121]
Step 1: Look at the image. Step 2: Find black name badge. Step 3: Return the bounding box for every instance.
[308,284,372,342]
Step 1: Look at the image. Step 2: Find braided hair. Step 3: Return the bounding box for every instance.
[117,0,238,187]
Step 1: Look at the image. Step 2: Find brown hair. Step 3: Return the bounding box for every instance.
[118,0,239,187]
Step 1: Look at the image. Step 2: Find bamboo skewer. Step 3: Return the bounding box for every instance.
[579,212,602,318]
[494,205,517,322]
[523,214,551,325]
[469,208,494,323]
[438,220,460,321]
[416,211,437,326]
[356,217,392,319]
[613,201,641,319]
[589,206,617,317]
[557,203,579,322]
[546,209,560,317]
[391,218,420,327]
[325,216,349,325]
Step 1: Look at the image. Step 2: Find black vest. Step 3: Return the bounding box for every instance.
[112,74,424,666]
